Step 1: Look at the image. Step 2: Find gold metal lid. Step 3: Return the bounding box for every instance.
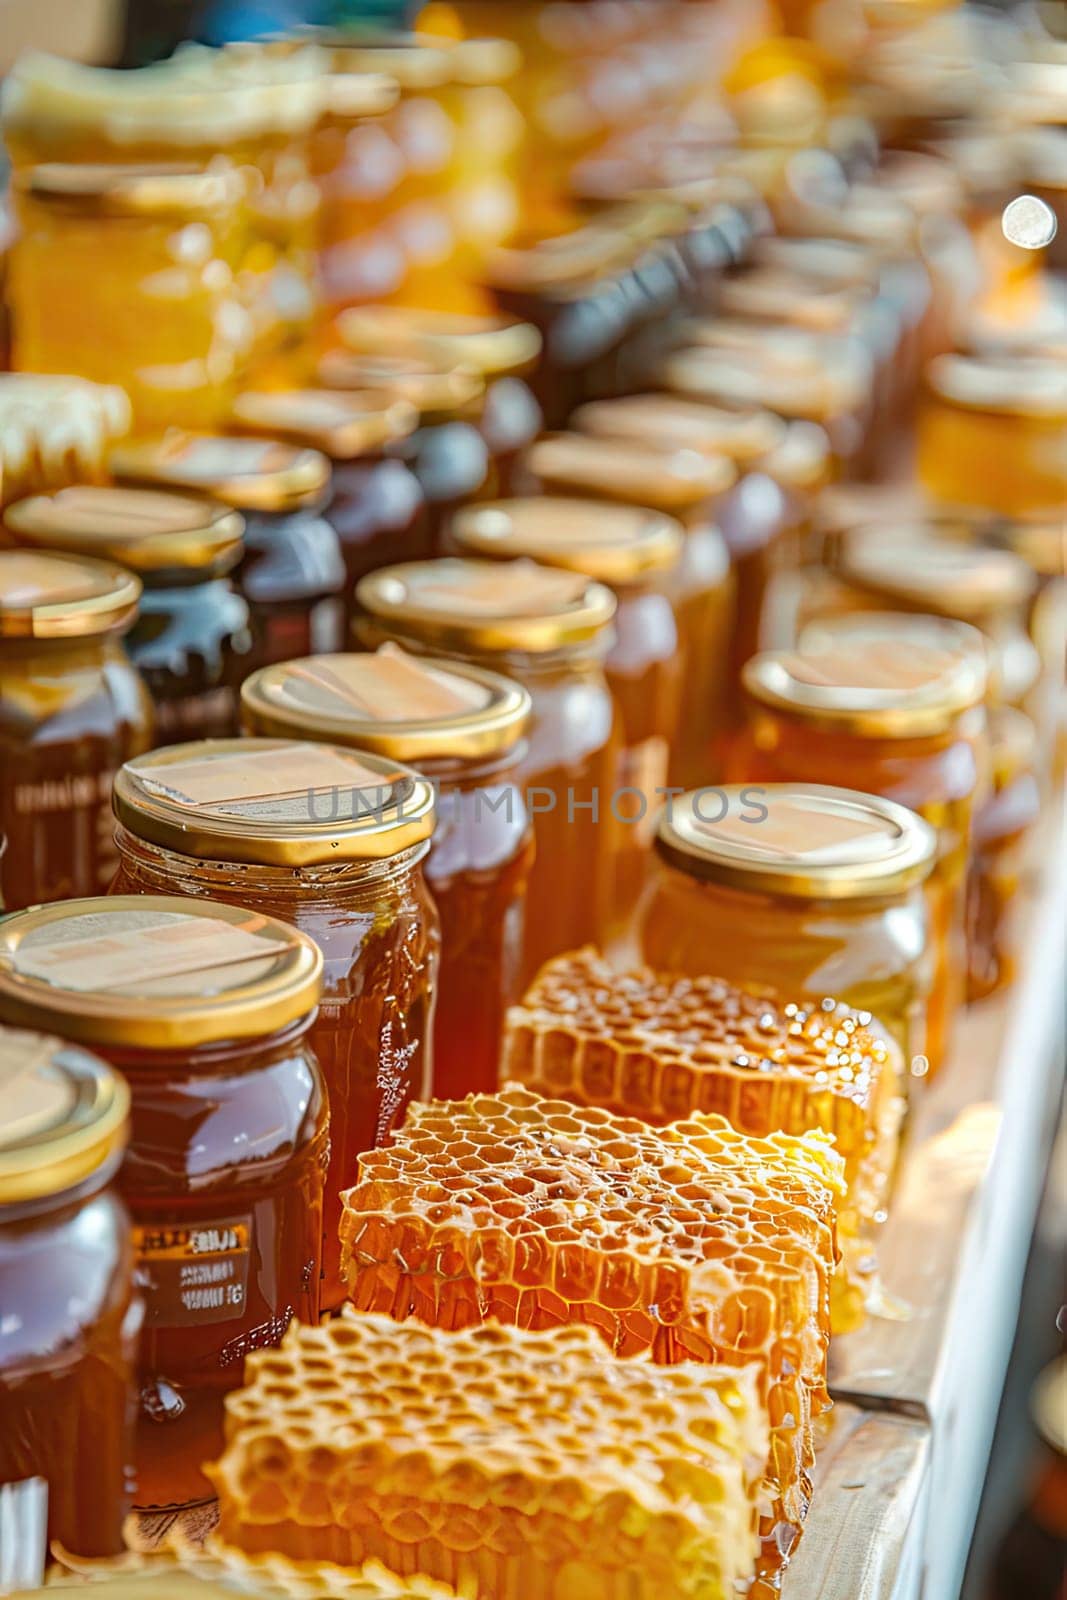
[0,898,323,1050]
[1032,1357,1067,1458]
[0,549,141,640]
[799,609,991,681]
[522,434,735,515]
[5,487,244,577]
[573,394,782,464]
[484,224,634,291]
[751,234,883,290]
[716,268,867,334]
[655,783,937,899]
[231,389,417,461]
[16,161,242,216]
[743,627,988,737]
[356,558,617,655]
[450,497,684,586]
[114,738,434,866]
[839,535,1037,621]
[316,350,484,420]
[109,433,330,513]
[662,326,869,421]
[327,33,454,90]
[925,353,1067,418]
[337,307,541,378]
[0,1025,129,1205]
[241,644,531,763]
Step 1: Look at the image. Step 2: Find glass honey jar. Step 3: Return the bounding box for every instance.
[355,556,619,983]
[0,550,153,912]
[230,387,427,615]
[639,782,938,1074]
[9,162,250,434]
[336,305,544,496]
[966,706,1041,1001]
[241,643,534,1101]
[730,620,990,1075]
[917,353,1067,516]
[0,896,327,1514]
[448,496,683,937]
[4,486,252,746]
[0,1025,137,1569]
[108,433,347,673]
[109,740,438,1311]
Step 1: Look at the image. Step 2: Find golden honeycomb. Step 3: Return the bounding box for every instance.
[502,948,904,1331]
[207,1310,769,1600]
[339,1085,844,1569]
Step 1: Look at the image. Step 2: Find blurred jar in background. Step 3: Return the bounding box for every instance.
[990,1357,1067,1600]
[966,706,1041,1001]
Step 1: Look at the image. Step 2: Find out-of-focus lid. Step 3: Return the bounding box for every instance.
[522,434,735,514]
[0,1025,129,1204]
[450,497,684,585]
[231,389,417,461]
[572,393,782,463]
[925,353,1067,418]
[838,534,1037,621]
[316,350,484,421]
[337,307,541,378]
[16,161,241,215]
[110,433,330,513]
[0,548,141,639]
[5,486,244,578]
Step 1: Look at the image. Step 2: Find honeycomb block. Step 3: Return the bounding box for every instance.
[503,948,904,1330]
[339,1085,844,1562]
[207,1311,769,1600]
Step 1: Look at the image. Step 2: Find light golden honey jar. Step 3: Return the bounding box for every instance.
[355,556,619,982]
[241,644,533,1102]
[967,705,1041,1000]
[0,897,327,1513]
[639,782,938,1074]
[0,549,153,911]
[0,1025,136,1566]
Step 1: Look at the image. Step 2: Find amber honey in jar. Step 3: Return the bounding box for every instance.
[337,305,544,496]
[110,741,438,1310]
[0,896,327,1512]
[10,163,249,434]
[355,557,619,983]
[4,486,252,746]
[241,644,533,1099]
[0,1025,137,1569]
[230,387,427,612]
[967,706,1041,1001]
[449,496,682,936]
[316,349,490,555]
[730,619,990,1074]
[109,432,346,672]
[917,353,1067,516]
[0,550,153,911]
[639,782,938,1074]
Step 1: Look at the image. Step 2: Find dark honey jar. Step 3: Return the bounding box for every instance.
[109,433,346,672]
[241,644,534,1100]
[0,897,328,1513]
[0,1024,137,1570]
[109,739,438,1311]
[0,549,153,910]
[4,486,252,745]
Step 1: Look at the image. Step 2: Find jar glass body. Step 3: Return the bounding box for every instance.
[111,837,439,1311]
[421,749,535,1100]
[236,504,347,672]
[9,191,248,433]
[392,418,492,555]
[0,635,153,910]
[715,470,799,742]
[0,1158,138,1563]
[918,395,1067,516]
[727,710,981,1073]
[328,454,430,619]
[478,375,543,498]
[639,861,932,1072]
[98,1023,327,1511]
[130,576,251,746]
[967,766,1041,1000]
[667,511,735,791]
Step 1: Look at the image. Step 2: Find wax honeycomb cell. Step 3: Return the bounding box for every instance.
[208,1311,768,1600]
[339,1085,844,1571]
[502,948,904,1331]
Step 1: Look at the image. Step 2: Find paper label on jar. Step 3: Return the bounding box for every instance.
[0,1476,48,1592]
[140,744,397,812]
[133,1216,253,1329]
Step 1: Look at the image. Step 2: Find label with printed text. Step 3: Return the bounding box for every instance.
[133,1216,252,1329]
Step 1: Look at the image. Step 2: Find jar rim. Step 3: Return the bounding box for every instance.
[0,548,141,639]
[450,496,685,585]
[110,432,331,513]
[5,486,245,577]
[0,1028,129,1206]
[520,437,734,516]
[230,389,418,462]
[338,307,541,379]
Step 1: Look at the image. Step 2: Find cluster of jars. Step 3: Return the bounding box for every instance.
[0,0,1064,1580]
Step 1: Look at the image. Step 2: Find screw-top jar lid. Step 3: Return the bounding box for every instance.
[114,738,435,867]
[16,161,243,216]
[925,353,1067,418]
[0,897,324,1050]
[0,1025,129,1205]
[655,783,937,899]
[0,549,142,639]
[573,394,781,464]
[662,327,869,421]
[338,307,541,379]
[450,497,684,586]
[230,389,418,461]
[522,435,735,515]
[5,486,245,578]
[484,223,634,291]
[110,433,330,513]
[316,350,484,421]
[839,534,1037,621]
[751,234,883,289]
[357,557,617,656]
[716,267,867,334]
[241,644,531,764]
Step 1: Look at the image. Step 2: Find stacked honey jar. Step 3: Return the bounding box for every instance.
[0,3,1064,1598]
